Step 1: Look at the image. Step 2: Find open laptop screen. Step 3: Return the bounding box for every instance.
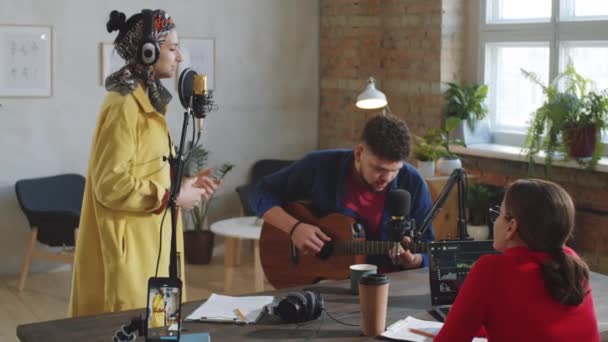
[428,240,498,306]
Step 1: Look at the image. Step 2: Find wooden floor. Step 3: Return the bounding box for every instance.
[0,252,273,342]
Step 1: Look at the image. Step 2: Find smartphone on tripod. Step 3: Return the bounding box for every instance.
[145,277,183,341]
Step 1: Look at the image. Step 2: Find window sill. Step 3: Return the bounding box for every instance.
[450,143,608,173]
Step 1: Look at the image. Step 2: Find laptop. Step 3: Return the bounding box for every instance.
[428,240,497,321]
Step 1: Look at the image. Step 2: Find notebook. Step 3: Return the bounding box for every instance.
[382,316,487,341]
[428,240,497,321]
[185,293,274,324]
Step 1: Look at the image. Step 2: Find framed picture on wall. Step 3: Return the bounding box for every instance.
[178,37,215,90]
[100,42,125,86]
[0,25,52,97]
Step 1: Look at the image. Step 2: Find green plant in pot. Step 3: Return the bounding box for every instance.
[466,183,499,240]
[182,143,234,264]
[435,116,466,175]
[412,128,449,178]
[445,82,489,132]
[522,63,608,170]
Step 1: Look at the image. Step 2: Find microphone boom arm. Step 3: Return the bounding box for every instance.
[416,168,469,241]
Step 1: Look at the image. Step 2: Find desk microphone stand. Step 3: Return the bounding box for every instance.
[414,168,469,242]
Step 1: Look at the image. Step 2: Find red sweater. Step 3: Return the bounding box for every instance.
[435,246,599,342]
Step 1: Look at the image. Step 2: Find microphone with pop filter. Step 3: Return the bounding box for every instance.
[177,67,215,119]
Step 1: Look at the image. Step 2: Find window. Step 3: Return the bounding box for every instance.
[486,0,552,23]
[480,0,608,149]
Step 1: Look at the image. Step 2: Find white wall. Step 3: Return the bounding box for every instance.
[0,0,319,275]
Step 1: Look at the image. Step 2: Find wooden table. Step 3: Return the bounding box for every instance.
[17,269,608,341]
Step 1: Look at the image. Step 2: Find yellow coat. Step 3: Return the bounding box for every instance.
[151,293,165,328]
[68,85,186,317]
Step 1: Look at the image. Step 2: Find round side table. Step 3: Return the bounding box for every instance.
[210,216,264,292]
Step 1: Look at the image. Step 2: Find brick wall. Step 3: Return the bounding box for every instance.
[320,0,457,148]
[320,0,608,273]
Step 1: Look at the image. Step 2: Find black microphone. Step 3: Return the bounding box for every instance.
[387,189,413,242]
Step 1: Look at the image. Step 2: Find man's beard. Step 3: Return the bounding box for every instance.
[357,167,385,193]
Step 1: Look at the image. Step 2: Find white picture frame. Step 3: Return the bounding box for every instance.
[178,37,215,90]
[0,25,52,97]
[100,42,125,86]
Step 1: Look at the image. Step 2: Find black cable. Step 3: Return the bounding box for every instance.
[304,311,324,341]
[322,308,360,327]
[154,205,170,277]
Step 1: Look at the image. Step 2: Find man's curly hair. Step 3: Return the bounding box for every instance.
[360,114,411,161]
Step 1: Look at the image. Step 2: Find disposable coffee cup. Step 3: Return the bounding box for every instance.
[349,264,377,294]
[359,273,390,336]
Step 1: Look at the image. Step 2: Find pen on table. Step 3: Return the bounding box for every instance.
[234,308,248,324]
[409,328,436,339]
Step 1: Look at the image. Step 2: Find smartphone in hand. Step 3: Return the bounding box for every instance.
[145,277,183,341]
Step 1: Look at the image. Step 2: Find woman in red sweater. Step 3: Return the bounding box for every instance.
[435,179,599,342]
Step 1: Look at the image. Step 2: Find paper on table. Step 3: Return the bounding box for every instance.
[185,293,274,323]
[381,316,487,342]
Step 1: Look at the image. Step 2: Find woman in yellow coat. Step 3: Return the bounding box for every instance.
[68,9,219,317]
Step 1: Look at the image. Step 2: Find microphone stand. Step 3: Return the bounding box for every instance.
[168,91,211,279]
[414,168,469,241]
[168,106,194,280]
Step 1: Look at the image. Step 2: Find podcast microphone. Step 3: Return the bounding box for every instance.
[386,189,413,242]
[177,67,213,119]
[178,68,215,143]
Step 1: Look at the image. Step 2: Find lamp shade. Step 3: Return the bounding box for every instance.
[356,78,387,110]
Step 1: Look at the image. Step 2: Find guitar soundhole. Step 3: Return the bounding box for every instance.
[317,241,333,260]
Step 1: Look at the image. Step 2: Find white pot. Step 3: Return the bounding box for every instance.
[467,224,490,241]
[436,157,462,175]
[416,160,435,178]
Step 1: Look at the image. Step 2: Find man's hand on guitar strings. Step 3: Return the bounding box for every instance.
[388,236,422,269]
[290,223,331,255]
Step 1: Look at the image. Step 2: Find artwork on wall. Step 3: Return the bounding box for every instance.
[0,25,52,97]
[100,42,125,86]
[178,37,215,90]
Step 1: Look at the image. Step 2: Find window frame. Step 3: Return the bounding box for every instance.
[479,0,608,153]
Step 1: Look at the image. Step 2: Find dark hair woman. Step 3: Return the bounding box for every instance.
[435,179,599,342]
[68,9,220,317]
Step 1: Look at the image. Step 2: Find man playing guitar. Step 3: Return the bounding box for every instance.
[250,114,435,274]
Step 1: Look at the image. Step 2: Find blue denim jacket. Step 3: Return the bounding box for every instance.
[249,149,435,268]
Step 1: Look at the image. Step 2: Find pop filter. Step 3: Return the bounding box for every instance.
[178,67,197,110]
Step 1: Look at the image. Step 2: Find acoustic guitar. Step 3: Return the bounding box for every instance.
[259,202,426,289]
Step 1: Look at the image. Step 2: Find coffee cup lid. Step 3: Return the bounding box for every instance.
[359,273,390,285]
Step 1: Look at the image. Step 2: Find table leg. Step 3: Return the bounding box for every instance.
[223,237,238,292]
[253,240,264,292]
[235,239,243,266]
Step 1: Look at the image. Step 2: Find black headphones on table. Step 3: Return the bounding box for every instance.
[275,290,324,324]
[138,9,160,66]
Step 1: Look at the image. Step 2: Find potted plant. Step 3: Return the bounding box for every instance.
[435,117,465,175]
[444,82,490,144]
[522,63,608,170]
[466,183,501,240]
[412,128,449,178]
[182,143,234,264]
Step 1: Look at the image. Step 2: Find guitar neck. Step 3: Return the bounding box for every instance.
[332,240,427,256]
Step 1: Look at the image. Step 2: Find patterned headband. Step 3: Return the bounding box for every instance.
[114,10,175,64]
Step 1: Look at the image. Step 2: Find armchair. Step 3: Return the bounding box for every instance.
[14,173,85,291]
